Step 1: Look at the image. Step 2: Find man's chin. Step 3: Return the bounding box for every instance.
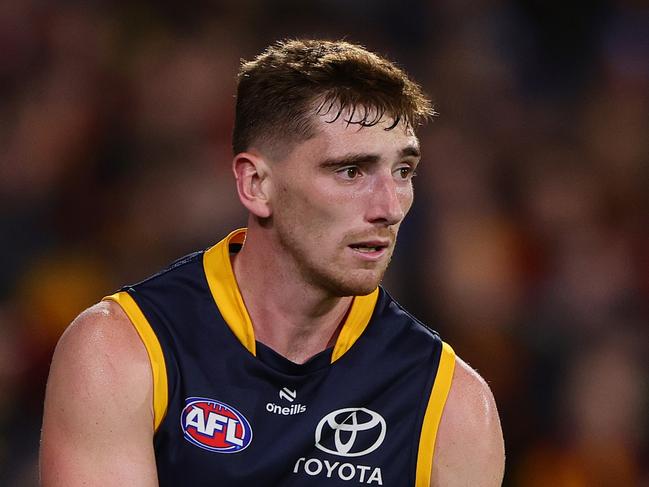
[325,271,383,297]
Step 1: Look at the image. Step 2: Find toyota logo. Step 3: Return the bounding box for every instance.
[315,408,387,458]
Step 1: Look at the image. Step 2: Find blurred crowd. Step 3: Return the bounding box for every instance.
[0,1,647,485]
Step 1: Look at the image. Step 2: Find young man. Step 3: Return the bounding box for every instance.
[41,39,504,486]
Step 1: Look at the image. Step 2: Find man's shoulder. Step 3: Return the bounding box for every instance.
[41,300,157,485]
[431,356,505,486]
[50,300,152,399]
[446,358,501,433]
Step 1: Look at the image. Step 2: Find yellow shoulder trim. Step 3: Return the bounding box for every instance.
[331,288,379,363]
[102,291,169,432]
[415,341,456,486]
[203,228,256,356]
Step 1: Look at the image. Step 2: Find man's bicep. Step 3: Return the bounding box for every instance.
[40,302,159,486]
[431,357,505,487]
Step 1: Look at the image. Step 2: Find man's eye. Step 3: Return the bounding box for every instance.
[397,166,416,179]
[340,167,360,179]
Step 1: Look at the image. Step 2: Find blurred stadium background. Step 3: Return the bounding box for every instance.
[1,1,648,485]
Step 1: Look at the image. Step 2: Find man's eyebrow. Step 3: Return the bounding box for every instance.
[319,153,380,168]
[399,145,421,159]
[319,145,421,168]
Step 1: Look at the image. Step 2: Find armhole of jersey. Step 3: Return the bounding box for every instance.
[103,291,169,432]
[415,341,456,487]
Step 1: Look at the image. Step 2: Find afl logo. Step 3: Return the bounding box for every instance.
[180,397,253,453]
[315,408,386,458]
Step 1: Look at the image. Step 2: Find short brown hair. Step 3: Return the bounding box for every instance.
[233,39,434,157]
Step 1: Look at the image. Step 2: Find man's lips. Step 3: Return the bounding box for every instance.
[349,240,390,249]
[348,240,391,252]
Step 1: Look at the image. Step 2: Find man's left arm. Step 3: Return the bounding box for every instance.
[431,357,505,486]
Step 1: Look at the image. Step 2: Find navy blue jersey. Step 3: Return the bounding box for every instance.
[104,229,455,486]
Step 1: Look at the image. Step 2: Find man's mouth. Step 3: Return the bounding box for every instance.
[348,241,390,253]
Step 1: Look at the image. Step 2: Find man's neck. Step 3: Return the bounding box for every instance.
[231,230,353,365]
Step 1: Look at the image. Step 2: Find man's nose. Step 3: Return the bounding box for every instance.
[366,173,408,226]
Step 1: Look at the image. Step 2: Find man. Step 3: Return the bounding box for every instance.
[41,39,504,486]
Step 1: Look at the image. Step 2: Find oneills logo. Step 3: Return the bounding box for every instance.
[279,387,297,402]
[266,387,307,416]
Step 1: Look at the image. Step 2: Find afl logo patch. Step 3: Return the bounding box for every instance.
[180,397,253,453]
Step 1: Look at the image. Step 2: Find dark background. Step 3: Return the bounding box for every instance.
[1,1,648,485]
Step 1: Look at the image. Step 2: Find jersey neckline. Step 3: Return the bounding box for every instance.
[255,340,334,375]
[202,228,379,363]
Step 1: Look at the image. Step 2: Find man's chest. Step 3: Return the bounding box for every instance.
[154,346,434,486]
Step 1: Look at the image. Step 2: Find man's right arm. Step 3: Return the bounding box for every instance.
[40,300,159,486]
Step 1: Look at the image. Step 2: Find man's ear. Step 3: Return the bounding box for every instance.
[232,151,273,218]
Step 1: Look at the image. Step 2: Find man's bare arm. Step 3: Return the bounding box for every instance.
[431,357,505,486]
[40,301,159,486]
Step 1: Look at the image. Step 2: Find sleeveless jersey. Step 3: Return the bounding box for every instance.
[104,229,455,487]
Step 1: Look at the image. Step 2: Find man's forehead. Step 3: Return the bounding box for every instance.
[264,108,419,163]
[312,112,419,150]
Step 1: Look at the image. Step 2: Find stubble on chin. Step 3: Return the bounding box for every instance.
[275,221,396,297]
[317,252,394,297]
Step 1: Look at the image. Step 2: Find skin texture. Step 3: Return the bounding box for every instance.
[432,358,505,486]
[40,111,505,486]
[40,301,158,486]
